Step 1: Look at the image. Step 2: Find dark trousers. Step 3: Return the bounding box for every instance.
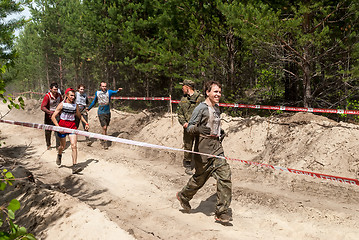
[44,116,60,148]
[182,131,198,169]
[75,113,89,141]
[180,136,232,215]
[180,155,232,215]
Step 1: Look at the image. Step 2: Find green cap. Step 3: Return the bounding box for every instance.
[180,79,195,88]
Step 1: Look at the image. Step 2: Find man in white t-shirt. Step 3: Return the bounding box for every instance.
[75,84,91,145]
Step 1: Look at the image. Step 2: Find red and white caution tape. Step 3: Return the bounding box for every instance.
[1,119,358,187]
[225,157,359,186]
[218,103,359,115]
[15,91,359,115]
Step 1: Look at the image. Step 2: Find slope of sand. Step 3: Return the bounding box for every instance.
[0,99,358,240]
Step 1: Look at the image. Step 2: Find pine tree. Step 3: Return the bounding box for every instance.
[1,0,26,108]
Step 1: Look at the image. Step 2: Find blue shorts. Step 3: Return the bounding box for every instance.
[57,132,75,138]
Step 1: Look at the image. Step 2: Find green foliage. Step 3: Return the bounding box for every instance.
[254,66,284,100]
[0,169,15,191]
[1,0,27,110]
[1,64,25,110]
[221,0,359,107]
[5,0,359,112]
[0,0,26,63]
[7,22,47,93]
[338,99,359,122]
[0,94,24,111]
[0,169,37,240]
[1,3,35,238]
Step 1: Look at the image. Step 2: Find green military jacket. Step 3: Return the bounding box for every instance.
[177,90,205,126]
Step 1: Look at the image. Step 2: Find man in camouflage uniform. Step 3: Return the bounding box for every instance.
[176,81,232,224]
[177,79,205,175]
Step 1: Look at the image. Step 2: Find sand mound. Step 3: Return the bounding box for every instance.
[1,101,359,239]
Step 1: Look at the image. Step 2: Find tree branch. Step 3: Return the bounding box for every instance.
[275,36,306,62]
[308,2,343,33]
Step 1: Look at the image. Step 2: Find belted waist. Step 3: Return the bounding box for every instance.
[199,134,220,140]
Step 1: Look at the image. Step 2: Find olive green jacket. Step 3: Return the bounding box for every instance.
[177,90,205,126]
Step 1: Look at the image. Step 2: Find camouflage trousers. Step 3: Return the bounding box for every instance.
[182,130,198,168]
[179,154,232,215]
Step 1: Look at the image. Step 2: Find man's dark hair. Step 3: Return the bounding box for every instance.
[77,84,85,89]
[50,82,58,89]
[203,81,222,97]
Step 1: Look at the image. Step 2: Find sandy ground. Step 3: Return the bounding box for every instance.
[1,98,359,240]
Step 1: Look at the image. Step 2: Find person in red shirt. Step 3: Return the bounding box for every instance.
[41,82,63,149]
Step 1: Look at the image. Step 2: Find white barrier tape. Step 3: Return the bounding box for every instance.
[1,119,358,187]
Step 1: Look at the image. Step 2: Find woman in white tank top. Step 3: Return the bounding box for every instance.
[51,88,90,174]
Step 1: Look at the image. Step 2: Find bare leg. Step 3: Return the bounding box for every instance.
[56,136,66,166]
[102,125,107,135]
[68,134,78,165]
[58,137,66,155]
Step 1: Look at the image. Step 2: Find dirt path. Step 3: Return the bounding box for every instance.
[1,100,359,239]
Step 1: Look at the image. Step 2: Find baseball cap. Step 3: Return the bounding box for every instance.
[65,88,74,95]
[180,79,195,88]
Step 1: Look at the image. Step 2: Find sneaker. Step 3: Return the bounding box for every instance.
[185,167,193,175]
[101,140,109,150]
[56,154,62,166]
[72,165,82,174]
[215,213,232,223]
[87,140,93,146]
[176,192,191,212]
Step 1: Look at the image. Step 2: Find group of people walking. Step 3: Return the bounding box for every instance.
[40,80,232,224]
[41,82,122,173]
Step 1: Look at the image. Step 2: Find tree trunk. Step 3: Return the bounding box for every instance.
[284,62,299,103]
[59,57,63,90]
[146,74,149,97]
[302,46,311,108]
[74,57,80,88]
[302,10,312,108]
[112,75,116,89]
[45,52,50,88]
[226,29,236,89]
[169,77,173,97]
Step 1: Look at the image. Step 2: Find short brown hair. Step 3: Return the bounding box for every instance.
[203,81,222,97]
[77,84,85,89]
